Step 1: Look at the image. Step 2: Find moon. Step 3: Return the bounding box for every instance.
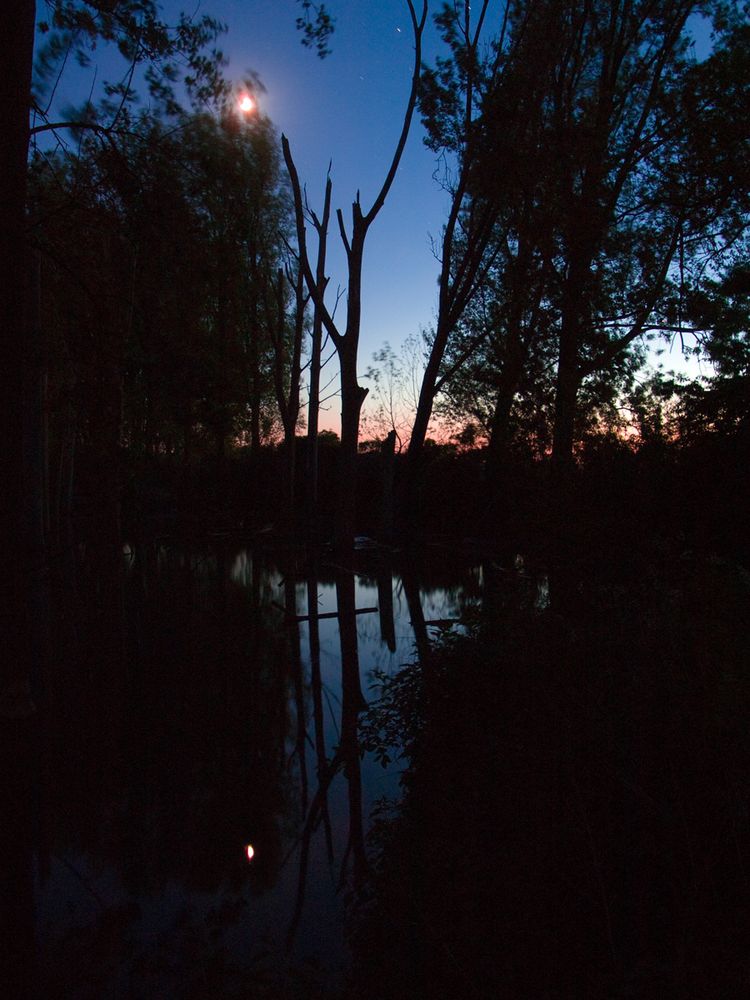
[239,95,255,113]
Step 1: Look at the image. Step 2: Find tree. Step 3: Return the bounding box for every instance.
[283,0,428,550]
[304,173,332,535]
[1,1,229,715]
[30,98,293,530]
[406,0,509,471]
[403,0,581,522]
[1,2,38,716]
[539,1,750,488]
[668,257,750,439]
[267,262,308,534]
[412,0,749,526]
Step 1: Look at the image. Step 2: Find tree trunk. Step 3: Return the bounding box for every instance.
[484,311,530,522]
[336,348,368,550]
[485,382,516,524]
[335,562,367,883]
[1,0,37,717]
[551,352,579,480]
[306,177,331,539]
[551,277,584,534]
[376,556,396,652]
[282,2,426,551]
[282,428,297,537]
[408,315,451,462]
[379,429,396,543]
[250,367,262,454]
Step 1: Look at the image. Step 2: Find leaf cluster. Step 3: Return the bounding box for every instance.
[295,0,335,59]
[34,1,229,118]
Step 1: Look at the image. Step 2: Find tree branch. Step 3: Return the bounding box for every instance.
[362,0,428,228]
[281,133,343,352]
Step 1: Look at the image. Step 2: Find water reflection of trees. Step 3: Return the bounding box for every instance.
[285,555,370,949]
[28,541,486,993]
[281,549,487,950]
[350,550,750,1000]
[34,541,296,997]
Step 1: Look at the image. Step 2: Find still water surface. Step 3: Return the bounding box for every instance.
[34,541,487,996]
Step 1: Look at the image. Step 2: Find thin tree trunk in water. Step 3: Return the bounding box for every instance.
[379,429,396,544]
[306,176,331,538]
[336,563,367,883]
[306,312,321,526]
[306,567,334,860]
[376,556,396,653]
[336,347,368,551]
[286,571,308,811]
[404,143,500,532]
[408,315,450,461]
[401,560,430,668]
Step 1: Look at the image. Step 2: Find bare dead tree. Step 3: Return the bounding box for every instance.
[282,0,428,550]
[306,173,332,535]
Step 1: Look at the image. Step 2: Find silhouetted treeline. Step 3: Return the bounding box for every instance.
[108,426,749,568]
[20,1,750,557]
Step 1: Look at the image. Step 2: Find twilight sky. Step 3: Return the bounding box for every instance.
[37,1,710,435]
[218,0,453,431]
[213,0,449,355]
[40,0,460,434]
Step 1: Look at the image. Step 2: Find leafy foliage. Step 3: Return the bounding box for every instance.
[295,0,335,59]
[413,0,750,479]
[30,99,295,491]
[34,1,230,119]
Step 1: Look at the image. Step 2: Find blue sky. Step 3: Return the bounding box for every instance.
[38,0,456,433]
[36,1,713,435]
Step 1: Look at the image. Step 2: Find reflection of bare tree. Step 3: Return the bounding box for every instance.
[285,568,308,812]
[377,556,396,653]
[307,566,334,860]
[286,558,370,949]
[401,560,430,667]
[336,563,368,886]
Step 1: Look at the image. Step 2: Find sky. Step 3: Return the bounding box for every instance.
[210,0,450,362]
[38,0,459,435]
[36,1,711,436]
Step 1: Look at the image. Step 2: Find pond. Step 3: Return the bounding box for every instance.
[7,536,750,997]
[27,539,490,998]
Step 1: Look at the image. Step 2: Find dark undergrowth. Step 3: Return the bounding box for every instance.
[348,540,750,999]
